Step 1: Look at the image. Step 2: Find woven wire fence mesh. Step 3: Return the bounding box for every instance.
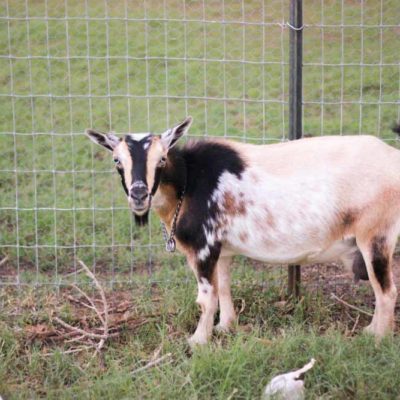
[0,0,399,287]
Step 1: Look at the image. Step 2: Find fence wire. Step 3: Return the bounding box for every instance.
[0,0,399,287]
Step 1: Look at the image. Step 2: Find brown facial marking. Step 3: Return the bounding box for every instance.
[114,140,133,190]
[146,138,164,192]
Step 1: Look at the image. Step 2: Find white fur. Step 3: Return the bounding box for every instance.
[197,246,210,261]
[129,133,149,141]
[189,278,218,345]
[143,141,150,150]
[214,169,338,264]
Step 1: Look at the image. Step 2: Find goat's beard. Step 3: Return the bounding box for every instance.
[134,211,149,226]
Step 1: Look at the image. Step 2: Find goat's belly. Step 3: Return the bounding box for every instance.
[224,239,354,265]
[223,213,337,264]
[224,239,324,264]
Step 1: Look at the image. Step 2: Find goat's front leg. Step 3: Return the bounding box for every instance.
[188,249,220,346]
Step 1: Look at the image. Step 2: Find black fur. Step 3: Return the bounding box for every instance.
[371,236,390,292]
[169,141,246,280]
[173,141,245,249]
[116,167,128,196]
[352,249,369,282]
[135,213,149,226]
[391,122,400,136]
[87,129,114,151]
[150,166,163,196]
[125,135,152,185]
[116,135,153,226]
[159,148,187,196]
[197,242,222,282]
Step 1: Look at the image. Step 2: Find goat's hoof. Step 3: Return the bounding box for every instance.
[364,323,393,340]
[214,322,234,334]
[187,334,208,347]
[214,323,229,333]
[363,323,376,336]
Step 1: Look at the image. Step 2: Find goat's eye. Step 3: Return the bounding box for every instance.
[158,157,166,167]
[113,158,121,166]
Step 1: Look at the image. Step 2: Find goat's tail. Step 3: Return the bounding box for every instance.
[392,121,400,137]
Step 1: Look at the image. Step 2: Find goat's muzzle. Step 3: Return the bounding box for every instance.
[128,181,150,215]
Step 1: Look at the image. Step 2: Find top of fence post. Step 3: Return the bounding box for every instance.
[288,0,303,141]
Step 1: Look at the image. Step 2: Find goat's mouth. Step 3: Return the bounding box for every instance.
[128,196,151,216]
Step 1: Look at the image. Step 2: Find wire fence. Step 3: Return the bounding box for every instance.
[0,0,399,287]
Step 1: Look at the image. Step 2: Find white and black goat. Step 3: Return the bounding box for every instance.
[86,117,400,344]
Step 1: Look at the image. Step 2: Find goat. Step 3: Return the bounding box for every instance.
[86,117,400,345]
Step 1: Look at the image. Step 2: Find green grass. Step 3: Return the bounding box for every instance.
[1,265,400,399]
[0,0,399,278]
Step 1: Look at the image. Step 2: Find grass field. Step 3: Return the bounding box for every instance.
[1,264,400,399]
[0,0,399,279]
[0,0,400,398]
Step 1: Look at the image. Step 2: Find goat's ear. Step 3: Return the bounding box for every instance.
[85,129,120,152]
[160,116,192,151]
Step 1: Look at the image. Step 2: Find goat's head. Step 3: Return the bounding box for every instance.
[85,117,192,225]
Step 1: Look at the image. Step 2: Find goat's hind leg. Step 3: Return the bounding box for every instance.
[215,256,236,333]
[357,232,398,338]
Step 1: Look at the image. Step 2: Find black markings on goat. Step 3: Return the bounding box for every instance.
[352,249,369,282]
[371,236,390,292]
[125,135,152,185]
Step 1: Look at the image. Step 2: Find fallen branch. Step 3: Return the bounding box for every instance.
[131,353,173,376]
[62,267,85,278]
[0,255,9,267]
[77,259,109,353]
[71,284,105,325]
[53,316,110,340]
[42,346,92,357]
[237,298,246,315]
[52,259,110,360]
[350,313,361,335]
[50,264,178,362]
[330,293,373,317]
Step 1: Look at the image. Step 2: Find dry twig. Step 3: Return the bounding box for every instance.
[49,261,174,362]
[77,259,109,353]
[350,313,361,335]
[0,255,9,267]
[131,353,173,376]
[330,293,374,317]
[52,259,110,359]
[53,316,110,340]
[42,346,92,357]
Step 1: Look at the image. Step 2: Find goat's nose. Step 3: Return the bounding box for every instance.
[130,182,148,204]
[131,189,147,202]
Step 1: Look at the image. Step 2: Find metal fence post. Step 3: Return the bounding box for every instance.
[288,0,303,298]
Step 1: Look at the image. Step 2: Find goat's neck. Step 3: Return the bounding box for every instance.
[152,149,186,227]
